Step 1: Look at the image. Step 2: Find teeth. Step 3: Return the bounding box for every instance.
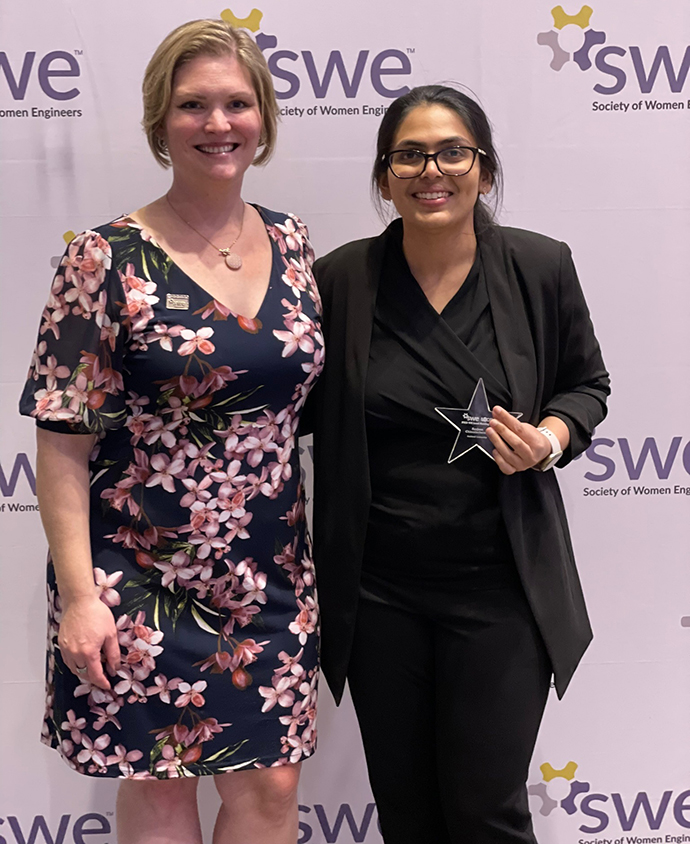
[415,191,450,199]
[198,144,237,154]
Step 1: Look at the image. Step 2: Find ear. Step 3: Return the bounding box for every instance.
[478,168,492,196]
[379,172,392,202]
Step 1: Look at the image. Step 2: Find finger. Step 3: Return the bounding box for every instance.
[60,649,82,677]
[493,449,516,475]
[492,406,524,434]
[59,647,73,670]
[103,634,122,675]
[488,421,533,461]
[67,657,91,683]
[486,427,525,469]
[86,653,111,691]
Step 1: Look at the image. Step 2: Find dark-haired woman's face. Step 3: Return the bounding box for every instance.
[380,104,490,234]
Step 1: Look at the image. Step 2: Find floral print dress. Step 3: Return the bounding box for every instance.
[19,206,323,778]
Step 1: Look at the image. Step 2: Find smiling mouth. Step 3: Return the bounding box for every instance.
[412,191,452,200]
[196,143,239,154]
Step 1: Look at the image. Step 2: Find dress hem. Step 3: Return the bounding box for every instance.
[41,733,316,779]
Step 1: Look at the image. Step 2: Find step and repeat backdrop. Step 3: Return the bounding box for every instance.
[1,1,689,842]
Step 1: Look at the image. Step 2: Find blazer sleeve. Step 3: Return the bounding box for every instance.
[541,242,610,466]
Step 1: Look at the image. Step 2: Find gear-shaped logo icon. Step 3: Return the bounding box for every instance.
[537,5,606,72]
[220,8,278,52]
[528,761,591,816]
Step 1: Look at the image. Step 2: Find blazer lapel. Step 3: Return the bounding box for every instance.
[480,228,539,423]
[343,228,386,407]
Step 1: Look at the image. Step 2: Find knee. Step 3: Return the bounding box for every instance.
[260,766,301,818]
[118,777,198,820]
[215,764,300,824]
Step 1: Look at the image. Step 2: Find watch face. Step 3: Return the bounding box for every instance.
[538,452,561,471]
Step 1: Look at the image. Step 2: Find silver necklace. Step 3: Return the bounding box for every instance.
[166,194,245,270]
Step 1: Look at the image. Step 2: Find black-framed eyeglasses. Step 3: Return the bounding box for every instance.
[384,145,486,179]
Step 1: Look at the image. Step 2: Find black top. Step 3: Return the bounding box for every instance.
[363,228,514,583]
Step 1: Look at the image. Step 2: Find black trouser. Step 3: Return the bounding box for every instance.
[347,577,551,844]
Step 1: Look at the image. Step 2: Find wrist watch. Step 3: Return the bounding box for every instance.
[535,427,563,472]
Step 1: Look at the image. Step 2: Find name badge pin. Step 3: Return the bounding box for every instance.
[166,293,189,311]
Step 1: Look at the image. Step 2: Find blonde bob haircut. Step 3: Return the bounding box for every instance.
[142,19,279,168]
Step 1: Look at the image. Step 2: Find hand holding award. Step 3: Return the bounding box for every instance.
[487,407,567,475]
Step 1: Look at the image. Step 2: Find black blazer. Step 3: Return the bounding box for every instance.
[306,221,610,704]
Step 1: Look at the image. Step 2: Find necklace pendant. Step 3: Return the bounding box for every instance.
[223,252,242,270]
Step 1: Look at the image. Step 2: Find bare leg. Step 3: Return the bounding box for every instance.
[212,764,301,844]
[117,778,202,844]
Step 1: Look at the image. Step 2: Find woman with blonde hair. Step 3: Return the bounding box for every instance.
[20,19,322,844]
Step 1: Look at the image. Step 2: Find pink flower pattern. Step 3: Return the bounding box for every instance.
[21,208,322,778]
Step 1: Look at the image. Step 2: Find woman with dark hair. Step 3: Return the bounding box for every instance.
[308,85,609,843]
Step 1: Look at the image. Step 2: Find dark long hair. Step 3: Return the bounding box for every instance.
[372,84,503,231]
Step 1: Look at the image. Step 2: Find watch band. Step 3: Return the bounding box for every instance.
[535,426,563,472]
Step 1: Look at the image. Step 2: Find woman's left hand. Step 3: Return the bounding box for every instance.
[485,406,552,475]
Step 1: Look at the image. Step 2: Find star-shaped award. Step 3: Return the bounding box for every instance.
[435,378,522,463]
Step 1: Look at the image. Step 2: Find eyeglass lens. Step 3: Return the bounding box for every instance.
[389,147,476,178]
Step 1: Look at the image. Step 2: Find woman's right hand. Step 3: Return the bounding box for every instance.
[58,594,121,690]
[35,429,119,691]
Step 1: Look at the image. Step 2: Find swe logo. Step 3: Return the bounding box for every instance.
[0,454,36,498]
[220,7,412,100]
[578,436,690,482]
[528,760,591,817]
[529,760,690,834]
[537,5,605,72]
[0,812,110,844]
[0,51,81,101]
[537,4,690,95]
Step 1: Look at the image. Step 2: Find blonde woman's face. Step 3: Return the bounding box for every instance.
[161,53,262,185]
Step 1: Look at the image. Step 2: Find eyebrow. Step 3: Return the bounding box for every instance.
[173,89,255,100]
[396,136,472,148]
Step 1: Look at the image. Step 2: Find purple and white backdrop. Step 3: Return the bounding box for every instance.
[1,2,689,842]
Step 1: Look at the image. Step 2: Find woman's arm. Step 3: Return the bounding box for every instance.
[539,242,610,463]
[36,427,120,689]
[486,239,609,474]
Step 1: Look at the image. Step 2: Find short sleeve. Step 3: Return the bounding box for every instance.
[19,229,129,435]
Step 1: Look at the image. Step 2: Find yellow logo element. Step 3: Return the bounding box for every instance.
[550,4,593,30]
[220,8,263,32]
[541,761,578,782]
[62,230,76,244]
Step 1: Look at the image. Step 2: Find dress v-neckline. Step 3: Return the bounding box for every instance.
[121,203,277,321]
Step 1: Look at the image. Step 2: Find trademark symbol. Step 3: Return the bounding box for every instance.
[406,47,415,54]
[74,49,83,56]
[106,811,114,817]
